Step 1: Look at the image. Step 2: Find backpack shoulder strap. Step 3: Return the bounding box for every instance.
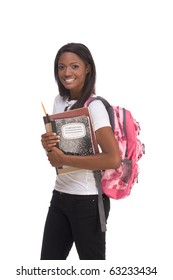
[86,96,128,156]
[86,95,111,109]
[85,96,115,130]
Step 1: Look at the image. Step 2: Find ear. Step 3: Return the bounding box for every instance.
[86,64,91,74]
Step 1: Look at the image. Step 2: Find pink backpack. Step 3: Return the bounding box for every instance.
[86,96,145,200]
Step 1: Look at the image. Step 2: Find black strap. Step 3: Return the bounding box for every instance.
[86,96,115,131]
[86,96,111,232]
[87,96,128,157]
[94,170,107,232]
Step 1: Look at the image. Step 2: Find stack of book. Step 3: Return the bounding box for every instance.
[43,107,99,174]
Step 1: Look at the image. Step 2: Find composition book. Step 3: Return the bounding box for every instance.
[43,107,99,174]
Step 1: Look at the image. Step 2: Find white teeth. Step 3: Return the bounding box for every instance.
[64,78,75,83]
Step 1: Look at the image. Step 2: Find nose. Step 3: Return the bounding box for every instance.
[64,66,72,76]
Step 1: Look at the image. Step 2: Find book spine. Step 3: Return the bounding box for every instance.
[43,114,52,133]
[50,120,62,174]
[50,120,60,149]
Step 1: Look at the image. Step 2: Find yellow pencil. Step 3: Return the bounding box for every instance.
[41,101,50,123]
[41,101,47,115]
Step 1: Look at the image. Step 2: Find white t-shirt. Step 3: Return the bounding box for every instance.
[53,95,111,195]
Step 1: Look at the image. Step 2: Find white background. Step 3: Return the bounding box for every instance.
[0,0,173,279]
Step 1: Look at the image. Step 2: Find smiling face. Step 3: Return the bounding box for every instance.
[57,52,89,99]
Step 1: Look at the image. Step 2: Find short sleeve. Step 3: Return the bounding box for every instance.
[53,95,66,113]
[88,100,111,131]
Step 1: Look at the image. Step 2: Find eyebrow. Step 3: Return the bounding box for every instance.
[58,62,80,65]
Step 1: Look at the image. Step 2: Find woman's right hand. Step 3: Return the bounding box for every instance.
[41,132,60,152]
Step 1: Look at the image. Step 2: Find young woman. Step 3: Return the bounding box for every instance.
[40,43,121,260]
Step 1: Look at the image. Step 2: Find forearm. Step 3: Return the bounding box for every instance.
[61,152,120,170]
[47,126,121,170]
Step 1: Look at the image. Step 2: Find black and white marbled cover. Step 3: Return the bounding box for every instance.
[51,115,95,156]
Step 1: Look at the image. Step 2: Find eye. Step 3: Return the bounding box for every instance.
[71,64,79,70]
[58,65,65,71]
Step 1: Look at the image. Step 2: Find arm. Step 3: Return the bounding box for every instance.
[45,126,121,170]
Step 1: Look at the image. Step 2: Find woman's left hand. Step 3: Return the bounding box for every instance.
[47,147,65,167]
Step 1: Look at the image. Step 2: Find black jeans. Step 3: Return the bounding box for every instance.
[41,190,110,260]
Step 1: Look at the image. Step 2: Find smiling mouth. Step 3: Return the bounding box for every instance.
[63,78,76,84]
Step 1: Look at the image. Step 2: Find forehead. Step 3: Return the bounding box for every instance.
[58,52,84,64]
